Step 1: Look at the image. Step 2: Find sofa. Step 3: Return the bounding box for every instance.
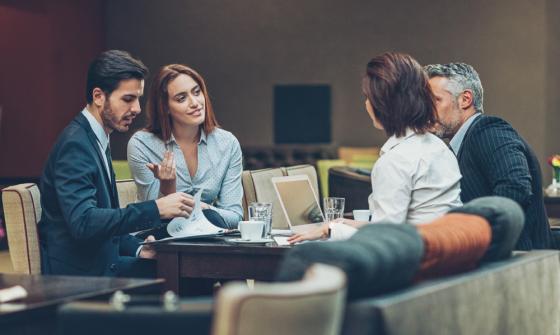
[341,250,560,335]
[57,250,560,335]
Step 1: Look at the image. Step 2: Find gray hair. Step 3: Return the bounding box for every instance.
[425,63,484,113]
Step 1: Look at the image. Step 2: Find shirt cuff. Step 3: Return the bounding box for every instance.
[135,245,143,257]
[330,221,358,241]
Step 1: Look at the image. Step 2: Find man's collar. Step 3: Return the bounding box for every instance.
[380,128,416,155]
[449,113,481,154]
[81,108,109,150]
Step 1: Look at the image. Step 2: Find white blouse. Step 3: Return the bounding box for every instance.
[331,128,462,240]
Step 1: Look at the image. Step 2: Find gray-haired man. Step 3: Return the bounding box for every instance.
[426,63,551,250]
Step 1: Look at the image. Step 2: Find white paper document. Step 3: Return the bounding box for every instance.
[0,285,27,303]
[165,189,224,238]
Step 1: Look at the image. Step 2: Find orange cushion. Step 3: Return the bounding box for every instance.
[415,213,492,281]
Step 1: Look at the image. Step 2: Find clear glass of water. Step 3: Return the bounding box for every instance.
[323,197,345,222]
[248,202,273,238]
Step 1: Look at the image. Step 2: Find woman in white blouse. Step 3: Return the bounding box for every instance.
[127,64,243,228]
[289,52,462,243]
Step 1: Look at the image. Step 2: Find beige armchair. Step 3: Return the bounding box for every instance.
[1,183,42,274]
[242,164,320,229]
[1,180,138,274]
[212,264,347,335]
[115,179,138,208]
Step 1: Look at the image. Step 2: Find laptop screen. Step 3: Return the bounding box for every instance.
[273,177,324,227]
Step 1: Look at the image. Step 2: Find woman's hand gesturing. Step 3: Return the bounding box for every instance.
[147,151,177,195]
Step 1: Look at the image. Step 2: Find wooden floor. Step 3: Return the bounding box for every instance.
[0,251,14,273]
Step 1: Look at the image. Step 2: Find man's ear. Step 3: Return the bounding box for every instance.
[459,90,474,110]
[91,88,106,108]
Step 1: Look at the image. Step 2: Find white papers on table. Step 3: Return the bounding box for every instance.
[166,189,224,238]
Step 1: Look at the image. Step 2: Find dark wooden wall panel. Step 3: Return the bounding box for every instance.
[0,0,105,179]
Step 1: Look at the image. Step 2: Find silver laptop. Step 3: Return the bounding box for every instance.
[271,175,325,234]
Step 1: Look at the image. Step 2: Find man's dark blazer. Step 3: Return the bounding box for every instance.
[457,114,551,250]
[38,113,161,276]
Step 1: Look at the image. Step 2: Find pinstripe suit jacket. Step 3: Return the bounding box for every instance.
[457,115,551,250]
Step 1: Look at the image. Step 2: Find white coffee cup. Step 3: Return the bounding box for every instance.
[238,220,265,240]
[353,209,371,222]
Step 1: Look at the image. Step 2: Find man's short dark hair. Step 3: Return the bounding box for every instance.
[362,52,436,138]
[86,50,148,103]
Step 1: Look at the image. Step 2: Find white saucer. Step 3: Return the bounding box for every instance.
[227,238,274,245]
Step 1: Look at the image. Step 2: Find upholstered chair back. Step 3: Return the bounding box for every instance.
[212,264,347,335]
[242,164,319,229]
[116,179,138,208]
[2,183,42,274]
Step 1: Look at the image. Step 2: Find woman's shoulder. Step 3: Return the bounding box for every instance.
[208,128,240,147]
[129,129,164,144]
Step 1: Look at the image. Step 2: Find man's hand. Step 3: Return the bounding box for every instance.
[139,235,156,259]
[287,223,329,244]
[155,192,195,219]
[147,151,176,195]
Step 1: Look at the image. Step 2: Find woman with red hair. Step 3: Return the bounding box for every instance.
[128,64,242,228]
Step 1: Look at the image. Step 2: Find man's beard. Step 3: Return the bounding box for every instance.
[101,101,127,133]
[433,122,456,139]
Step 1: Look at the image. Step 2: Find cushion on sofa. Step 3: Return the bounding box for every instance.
[275,224,424,300]
[448,196,524,262]
[415,213,491,280]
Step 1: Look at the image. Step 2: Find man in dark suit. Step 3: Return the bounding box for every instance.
[39,50,193,277]
[425,62,551,250]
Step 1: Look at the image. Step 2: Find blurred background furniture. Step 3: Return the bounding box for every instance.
[316,159,346,197]
[242,145,379,199]
[242,144,337,170]
[328,166,372,213]
[1,183,42,274]
[112,160,132,180]
[212,264,346,335]
[338,146,379,168]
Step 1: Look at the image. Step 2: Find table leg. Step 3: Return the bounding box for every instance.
[156,251,179,294]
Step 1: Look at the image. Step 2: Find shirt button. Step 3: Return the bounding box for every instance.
[110,264,117,272]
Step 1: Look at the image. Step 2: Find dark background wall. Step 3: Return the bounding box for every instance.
[0,0,104,179]
[0,0,558,182]
[104,0,558,179]
[546,0,560,183]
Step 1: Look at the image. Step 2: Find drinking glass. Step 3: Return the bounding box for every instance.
[323,197,345,222]
[248,202,273,238]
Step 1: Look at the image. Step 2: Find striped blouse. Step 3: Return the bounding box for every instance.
[127,128,243,228]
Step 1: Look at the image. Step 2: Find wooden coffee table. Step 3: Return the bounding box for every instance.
[154,237,290,295]
[0,273,163,334]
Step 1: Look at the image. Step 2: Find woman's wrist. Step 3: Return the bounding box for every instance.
[321,223,332,239]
